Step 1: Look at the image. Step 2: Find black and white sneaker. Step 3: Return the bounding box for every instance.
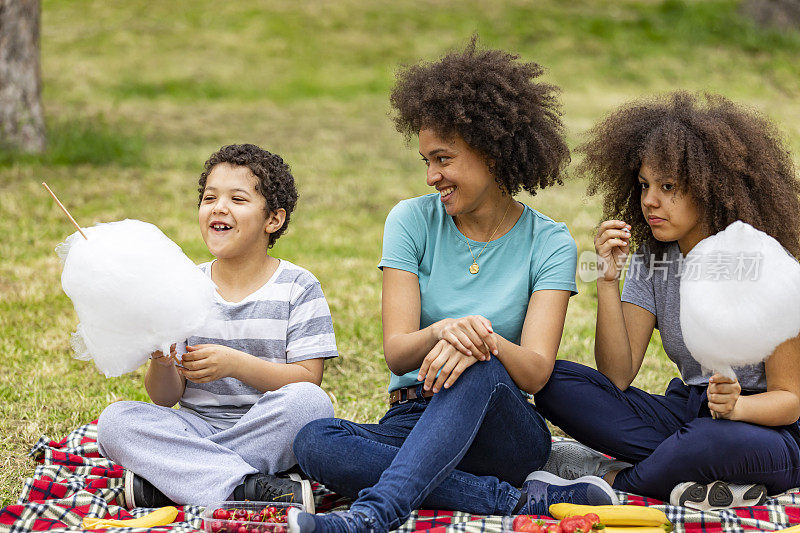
[670,481,767,510]
[123,470,176,509]
[232,473,315,514]
[542,440,632,480]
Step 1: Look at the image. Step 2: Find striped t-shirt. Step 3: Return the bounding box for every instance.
[178,259,338,428]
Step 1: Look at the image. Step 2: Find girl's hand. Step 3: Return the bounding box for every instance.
[708,374,742,419]
[180,344,240,383]
[594,220,631,282]
[432,315,498,360]
[418,339,480,392]
[150,344,177,367]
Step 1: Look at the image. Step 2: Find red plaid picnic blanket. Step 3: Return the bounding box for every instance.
[1,422,799,532]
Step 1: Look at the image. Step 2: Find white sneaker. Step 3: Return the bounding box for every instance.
[542,440,632,480]
[670,481,767,510]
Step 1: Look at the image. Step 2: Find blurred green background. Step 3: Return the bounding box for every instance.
[1,0,799,507]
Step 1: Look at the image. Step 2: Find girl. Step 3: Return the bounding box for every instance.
[534,92,800,509]
[288,40,617,533]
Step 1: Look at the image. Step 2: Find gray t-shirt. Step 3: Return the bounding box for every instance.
[621,243,767,391]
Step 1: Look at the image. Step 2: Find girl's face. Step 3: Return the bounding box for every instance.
[418,128,502,217]
[199,163,270,260]
[639,161,708,254]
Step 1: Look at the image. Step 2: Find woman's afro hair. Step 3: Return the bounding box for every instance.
[579,91,800,257]
[198,143,298,248]
[389,37,570,196]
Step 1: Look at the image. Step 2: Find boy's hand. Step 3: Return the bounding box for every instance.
[150,344,177,367]
[180,344,240,383]
[708,374,741,419]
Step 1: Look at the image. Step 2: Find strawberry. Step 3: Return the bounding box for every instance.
[513,515,546,533]
[559,516,593,533]
[546,524,562,533]
[583,513,603,530]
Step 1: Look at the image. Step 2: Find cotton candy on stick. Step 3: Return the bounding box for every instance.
[680,221,800,380]
[56,219,217,377]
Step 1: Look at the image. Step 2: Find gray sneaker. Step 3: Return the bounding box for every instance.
[543,440,632,480]
[670,481,767,510]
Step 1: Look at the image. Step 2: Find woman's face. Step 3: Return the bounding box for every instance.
[418,128,501,217]
[638,161,707,253]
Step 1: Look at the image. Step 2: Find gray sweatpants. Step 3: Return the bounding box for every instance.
[97,381,334,506]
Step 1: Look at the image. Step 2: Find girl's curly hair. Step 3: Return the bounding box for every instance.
[579,92,800,258]
[389,37,569,196]
[197,144,298,248]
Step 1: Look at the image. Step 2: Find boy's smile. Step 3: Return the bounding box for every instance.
[199,163,271,260]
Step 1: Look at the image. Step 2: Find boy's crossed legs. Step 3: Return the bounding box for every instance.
[97,381,333,507]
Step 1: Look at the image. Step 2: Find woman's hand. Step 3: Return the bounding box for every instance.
[708,374,741,419]
[432,315,498,360]
[179,344,240,383]
[595,220,631,282]
[150,344,177,367]
[418,339,482,392]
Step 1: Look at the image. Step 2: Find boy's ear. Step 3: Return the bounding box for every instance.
[264,208,287,235]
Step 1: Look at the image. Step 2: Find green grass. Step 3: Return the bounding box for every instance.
[1,0,799,507]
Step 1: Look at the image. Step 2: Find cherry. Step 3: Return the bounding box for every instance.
[237,526,248,533]
[209,520,223,533]
[213,509,230,520]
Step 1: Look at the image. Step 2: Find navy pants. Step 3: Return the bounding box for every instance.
[534,360,800,501]
[293,356,551,531]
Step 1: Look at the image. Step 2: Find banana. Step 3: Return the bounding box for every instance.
[549,504,671,528]
[81,506,179,529]
[604,528,672,533]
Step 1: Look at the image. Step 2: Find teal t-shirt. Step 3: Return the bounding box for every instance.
[379,194,578,392]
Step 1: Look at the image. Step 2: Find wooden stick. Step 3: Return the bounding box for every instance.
[42,182,88,240]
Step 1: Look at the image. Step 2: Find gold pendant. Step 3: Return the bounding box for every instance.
[469,262,479,275]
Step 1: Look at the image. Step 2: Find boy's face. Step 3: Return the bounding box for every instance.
[199,163,270,259]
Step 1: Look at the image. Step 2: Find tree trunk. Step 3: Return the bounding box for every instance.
[0,0,45,153]
[740,0,800,31]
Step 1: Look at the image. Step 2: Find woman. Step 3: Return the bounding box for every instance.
[287,41,617,533]
[534,92,800,510]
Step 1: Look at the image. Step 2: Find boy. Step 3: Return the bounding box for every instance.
[97,144,337,510]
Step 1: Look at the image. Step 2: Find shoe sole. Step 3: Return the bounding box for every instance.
[288,473,315,514]
[525,470,620,505]
[123,469,135,509]
[676,481,767,510]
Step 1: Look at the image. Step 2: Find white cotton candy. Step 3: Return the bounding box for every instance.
[680,221,800,378]
[57,219,217,377]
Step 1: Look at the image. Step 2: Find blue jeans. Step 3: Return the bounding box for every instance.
[293,356,551,531]
[534,360,800,501]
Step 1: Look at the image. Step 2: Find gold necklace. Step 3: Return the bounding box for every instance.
[463,200,513,275]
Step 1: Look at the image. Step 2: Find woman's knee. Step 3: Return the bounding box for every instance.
[535,360,603,402]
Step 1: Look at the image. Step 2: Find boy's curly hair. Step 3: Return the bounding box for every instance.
[579,92,800,258]
[198,144,298,248]
[389,37,569,196]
